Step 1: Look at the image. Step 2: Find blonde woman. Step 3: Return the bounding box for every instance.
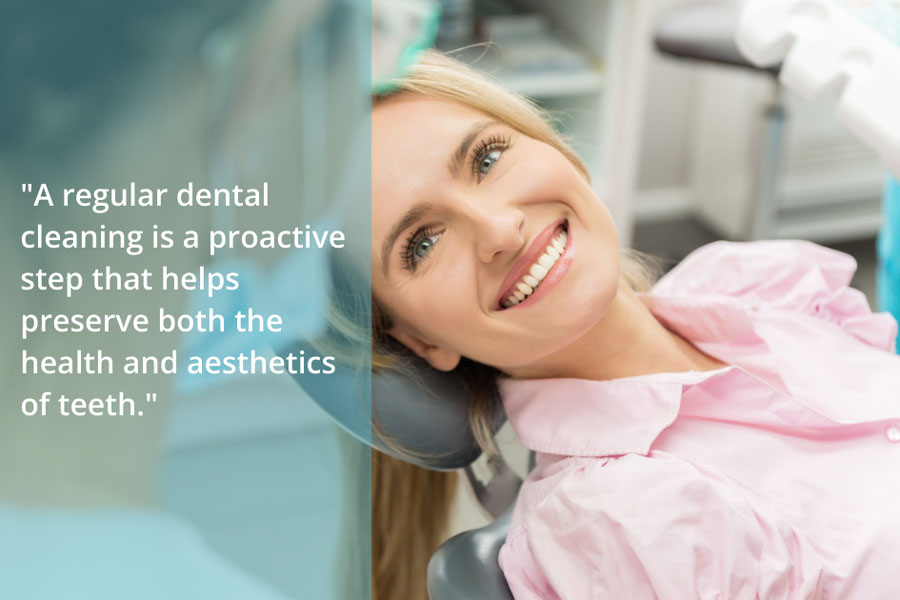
[371,51,900,598]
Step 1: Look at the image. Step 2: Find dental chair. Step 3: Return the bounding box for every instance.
[289,330,519,599]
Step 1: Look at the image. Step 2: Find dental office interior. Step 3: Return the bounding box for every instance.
[394,0,900,598]
[3,1,899,599]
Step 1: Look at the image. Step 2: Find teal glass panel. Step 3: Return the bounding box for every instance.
[0,1,372,598]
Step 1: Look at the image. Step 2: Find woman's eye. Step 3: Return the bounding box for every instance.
[478,150,502,177]
[415,233,441,258]
[471,135,511,182]
[403,229,443,271]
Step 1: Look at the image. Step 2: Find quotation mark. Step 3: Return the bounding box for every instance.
[22,183,32,193]
[138,392,158,416]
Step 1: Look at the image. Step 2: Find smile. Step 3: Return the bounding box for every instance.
[497,220,571,310]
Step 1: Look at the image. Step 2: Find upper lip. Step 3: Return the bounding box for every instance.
[493,218,566,310]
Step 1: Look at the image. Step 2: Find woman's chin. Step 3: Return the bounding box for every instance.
[486,295,615,375]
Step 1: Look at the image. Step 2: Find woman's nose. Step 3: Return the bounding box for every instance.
[468,204,525,263]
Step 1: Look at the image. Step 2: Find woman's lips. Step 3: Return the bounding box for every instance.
[494,219,572,310]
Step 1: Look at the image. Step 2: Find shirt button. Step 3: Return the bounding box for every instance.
[887,426,900,443]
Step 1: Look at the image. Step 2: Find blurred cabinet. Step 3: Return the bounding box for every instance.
[438,0,655,245]
[691,67,884,242]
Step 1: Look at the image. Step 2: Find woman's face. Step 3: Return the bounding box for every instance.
[372,94,621,375]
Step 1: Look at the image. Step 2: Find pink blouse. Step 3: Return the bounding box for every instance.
[497,240,900,599]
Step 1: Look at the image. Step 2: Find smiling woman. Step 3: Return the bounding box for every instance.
[371,52,656,452]
[373,93,625,375]
[369,51,900,599]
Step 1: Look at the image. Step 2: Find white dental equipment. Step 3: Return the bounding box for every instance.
[738,0,900,178]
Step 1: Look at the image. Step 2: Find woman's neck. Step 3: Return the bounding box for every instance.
[510,277,728,381]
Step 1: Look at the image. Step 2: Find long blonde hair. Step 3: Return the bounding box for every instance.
[367,50,657,599]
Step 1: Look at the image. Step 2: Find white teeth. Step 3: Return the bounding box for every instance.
[530,264,548,280]
[501,226,569,308]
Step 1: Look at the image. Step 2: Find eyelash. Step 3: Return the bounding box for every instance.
[471,134,512,181]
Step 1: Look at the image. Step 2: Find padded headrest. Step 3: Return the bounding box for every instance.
[285,340,505,471]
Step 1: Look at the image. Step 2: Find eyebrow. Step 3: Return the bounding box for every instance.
[381,201,433,278]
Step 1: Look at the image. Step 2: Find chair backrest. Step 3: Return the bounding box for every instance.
[427,508,515,600]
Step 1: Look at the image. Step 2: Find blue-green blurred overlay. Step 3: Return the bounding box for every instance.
[1,1,373,598]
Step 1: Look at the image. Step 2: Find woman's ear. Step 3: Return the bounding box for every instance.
[388,327,461,372]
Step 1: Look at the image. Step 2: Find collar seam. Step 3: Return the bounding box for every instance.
[518,385,683,457]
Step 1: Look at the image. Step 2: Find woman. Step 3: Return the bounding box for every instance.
[371,51,900,598]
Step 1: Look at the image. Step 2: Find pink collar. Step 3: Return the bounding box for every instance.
[499,291,783,457]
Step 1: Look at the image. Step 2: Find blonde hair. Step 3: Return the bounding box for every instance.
[371,453,457,600]
[376,51,589,177]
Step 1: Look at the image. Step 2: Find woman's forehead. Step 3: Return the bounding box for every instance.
[372,97,492,205]
[373,95,494,140]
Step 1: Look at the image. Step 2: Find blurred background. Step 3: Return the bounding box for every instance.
[2,1,371,599]
[430,0,892,301]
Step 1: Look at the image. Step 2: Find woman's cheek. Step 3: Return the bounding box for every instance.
[522,164,581,206]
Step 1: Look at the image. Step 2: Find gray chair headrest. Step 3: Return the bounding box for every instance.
[284,340,505,471]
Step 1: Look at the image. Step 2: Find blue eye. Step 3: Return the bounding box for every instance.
[471,134,511,182]
[415,232,441,258]
[402,227,442,270]
[478,150,502,176]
